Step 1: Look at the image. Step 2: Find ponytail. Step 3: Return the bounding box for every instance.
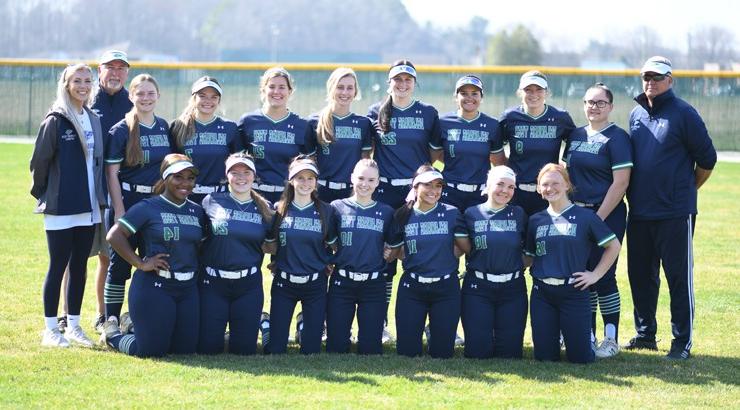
[124,110,144,167]
[170,97,197,152]
[378,94,393,134]
[316,106,335,145]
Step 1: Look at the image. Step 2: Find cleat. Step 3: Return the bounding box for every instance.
[454,331,465,347]
[294,312,304,345]
[260,312,270,347]
[65,325,94,348]
[41,328,70,348]
[591,337,599,354]
[99,316,121,347]
[93,314,106,334]
[623,336,658,351]
[423,325,431,343]
[119,312,134,335]
[666,345,691,360]
[595,338,620,358]
[382,326,395,344]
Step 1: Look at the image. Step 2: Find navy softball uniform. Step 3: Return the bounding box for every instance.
[175,117,242,204]
[499,105,575,215]
[266,201,336,355]
[198,193,271,354]
[626,89,716,355]
[107,195,206,357]
[104,117,173,320]
[462,203,528,358]
[439,111,503,211]
[326,198,394,354]
[564,123,633,341]
[307,113,374,203]
[390,203,467,358]
[525,204,616,363]
[237,110,314,203]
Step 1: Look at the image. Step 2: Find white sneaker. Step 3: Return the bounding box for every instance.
[41,328,69,348]
[65,325,94,348]
[119,312,134,335]
[591,337,599,353]
[454,331,465,346]
[596,338,620,359]
[382,326,395,344]
[423,325,431,342]
[99,316,121,347]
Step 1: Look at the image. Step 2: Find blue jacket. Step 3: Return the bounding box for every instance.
[30,107,107,215]
[91,87,132,137]
[627,89,717,220]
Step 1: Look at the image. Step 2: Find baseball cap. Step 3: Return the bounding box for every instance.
[226,156,255,173]
[98,50,129,66]
[455,75,484,93]
[640,56,672,75]
[191,77,223,96]
[518,72,548,90]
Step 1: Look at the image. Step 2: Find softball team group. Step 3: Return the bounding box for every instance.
[32,50,692,363]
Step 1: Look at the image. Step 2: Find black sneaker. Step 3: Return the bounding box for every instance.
[93,314,106,334]
[623,336,658,351]
[57,316,68,333]
[666,346,691,360]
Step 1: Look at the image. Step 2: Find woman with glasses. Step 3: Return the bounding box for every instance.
[563,83,632,358]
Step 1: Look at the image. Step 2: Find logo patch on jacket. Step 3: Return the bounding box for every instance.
[62,129,77,141]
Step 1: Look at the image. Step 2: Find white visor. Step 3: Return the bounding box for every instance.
[288,162,319,180]
[226,157,255,173]
[388,65,417,80]
[518,75,548,90]
[488,165,516,186]
[640,56,672,75]
[412,170,444,186]
[191,80,223,96]
[162,160,197,180]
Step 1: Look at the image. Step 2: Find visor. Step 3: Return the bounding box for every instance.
[640,56,672,75]
[288,162,319,180]
[455,76,484,93]
[388,65,417,80]
[488,165,516,185]
[226,156,255,173]
[162,160,198,180]
[191,79,223,96]
[518,75,548,90]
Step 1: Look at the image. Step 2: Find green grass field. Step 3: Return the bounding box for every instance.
[0,143,738,408]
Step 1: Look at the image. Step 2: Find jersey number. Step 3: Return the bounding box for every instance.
[212,221,228,236]
[515,140,524,155]
[406,239,417,255]
[474,235,487,250]
[253,144,265,159]
[448,144,456,158]
[380,132,397,145]
[143,150,150,164]
[321,144,330,155]
[535,240,546,256]
[279,232,287,246]
[163,226,180,241]
[340,231,352,246]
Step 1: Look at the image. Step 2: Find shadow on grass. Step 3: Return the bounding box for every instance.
[151,343,740,388]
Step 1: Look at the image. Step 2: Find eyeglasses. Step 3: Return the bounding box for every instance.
[641,73,668,82]
[583,100,610,108]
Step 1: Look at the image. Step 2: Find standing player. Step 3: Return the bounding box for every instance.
[462,166,529,359]
[104,74,173,326]
[101,154,205,357]
[525,164,620,363]
[439,75,504,211]
[563,83,632,358]
[31,63,107,347]
[237,67,314,204]
[170,76,242,204]
[388,164,470,358]
[499,71,576,216]
[263,156,336,354]
[625,56,716,359]
[367,60,442,342]
[326,159,394,354]
[308,67,374,203]
[198,153,273,354]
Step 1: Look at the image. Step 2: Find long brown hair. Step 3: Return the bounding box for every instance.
[378,59,415,134]
[124,74,160,167]
[392,163,436,229]
[316,68,360,145]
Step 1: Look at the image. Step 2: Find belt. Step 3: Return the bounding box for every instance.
[380,177,413,186]
[338,269,379,282]
[318,180,348,190]
[121,182,153,194]
[517,183,537,193]
[254,183,285,193]
[474,270,520,283]
[280,271,320,284]
[538,277,577,286]
[206,266,258,280]
[574,201,601,209]
[407,272,451,283]
[192,184,227,194]
[157,270,195,281]
[448,182,481,193]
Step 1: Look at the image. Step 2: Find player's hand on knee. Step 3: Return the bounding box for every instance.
[138,253,170,272]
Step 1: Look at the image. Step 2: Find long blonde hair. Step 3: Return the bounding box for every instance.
[316,68,360,145]
[124,74,160,167]
[171,76,222,150]
[51,63,94,156]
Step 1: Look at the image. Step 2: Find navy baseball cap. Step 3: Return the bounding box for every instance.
[640,56,672,75]
[99,50,129,66]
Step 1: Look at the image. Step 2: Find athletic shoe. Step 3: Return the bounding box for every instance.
[454,331,464,346]
[119,312,134,335]
[41,328,69,348]
[322,322,328,343]
[666,345,691,360]
[623,336,658,351]
[93,314,106,334]
[99,316,121,347]
[423,325,431,342]
[595,338,620,358]
[65,325,94,348]
[294,312,304,345]
[591,337,599,353]
[57,316,67,333]
[382,326,395,344]
[259,312,270,346]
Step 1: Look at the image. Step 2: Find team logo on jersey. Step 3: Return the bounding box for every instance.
[154,282,162,288]
[447,129,461,142]
[203,279,210,285]
[470,283,477,289]
[568,215,576,220]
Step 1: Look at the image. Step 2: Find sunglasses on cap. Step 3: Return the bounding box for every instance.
[641,73,668,82]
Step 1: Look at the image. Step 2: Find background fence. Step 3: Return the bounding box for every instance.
[2,60,739,150]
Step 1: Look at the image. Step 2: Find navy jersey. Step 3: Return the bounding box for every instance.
[465,203,527,274]
[91,87,133,137]
[237,110,313,187]
[105,117,173,185]
[367,101,442,179]
[390,203,467,278]
[627,89,717,220]
[118,195,206,275]
[330,198,394,273]
[307,113,374,184]
[525,204,616,280]
[200,193,271,271]
[499,105,576,183]
[564,124,633,204]
[176,117,241,187]
[439,111,503,185]
[275,201,337,274]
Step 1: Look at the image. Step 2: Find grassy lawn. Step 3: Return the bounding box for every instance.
[0,142,738,408]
